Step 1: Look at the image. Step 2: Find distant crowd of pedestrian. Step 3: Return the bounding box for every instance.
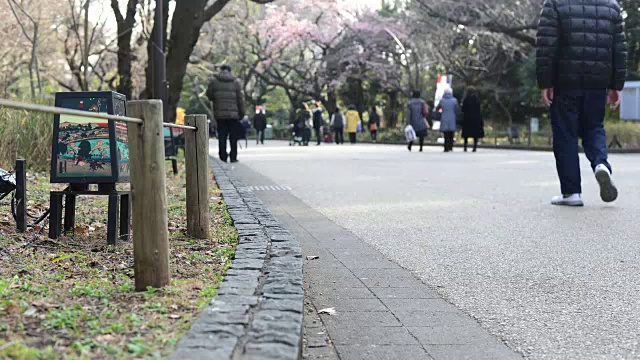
[205,64,488,162]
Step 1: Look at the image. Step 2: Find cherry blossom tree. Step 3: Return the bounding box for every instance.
[245,0,409,121]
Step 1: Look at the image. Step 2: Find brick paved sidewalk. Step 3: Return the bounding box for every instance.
[231,163,522,360]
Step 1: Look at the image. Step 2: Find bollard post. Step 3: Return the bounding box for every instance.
[184,114,210,239]
[126,100,170,291]
[15,159,26,233]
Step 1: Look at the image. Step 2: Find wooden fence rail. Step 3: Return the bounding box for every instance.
[0,98,210,291]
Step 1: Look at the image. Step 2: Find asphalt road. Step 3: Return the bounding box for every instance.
[213,140,640,359]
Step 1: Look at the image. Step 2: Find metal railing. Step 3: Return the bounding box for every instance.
[0,98,209,291]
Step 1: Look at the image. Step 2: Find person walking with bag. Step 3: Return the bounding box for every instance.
[407,91,431,152]
[436,88,459,152]
[461,87,484,152]
[331,107,345,145]
[536,0,625,206]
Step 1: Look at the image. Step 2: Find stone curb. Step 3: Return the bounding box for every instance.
[169,159,303,360]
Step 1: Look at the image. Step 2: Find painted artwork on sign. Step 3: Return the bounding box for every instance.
[54,97,112,178]
[113,98,130,178]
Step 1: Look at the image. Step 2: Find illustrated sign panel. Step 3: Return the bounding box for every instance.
[51,92,129,184]
[55,97,112,179]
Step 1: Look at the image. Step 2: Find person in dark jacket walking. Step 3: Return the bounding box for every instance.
[206,65,245,163]
[253,107,267,145]
[312,103,324,145]
[331,107,345,145]
[407,91,431,152]
[368,106,379,142]
[537,0,626,206]
[461,87,484,152]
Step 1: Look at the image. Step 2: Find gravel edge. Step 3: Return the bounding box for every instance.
[169,160,303,360]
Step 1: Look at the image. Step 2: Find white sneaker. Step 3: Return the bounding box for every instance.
[551,193,584,207]
[594,164,618,203]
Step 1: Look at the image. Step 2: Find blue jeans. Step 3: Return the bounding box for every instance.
[550,89,611,195]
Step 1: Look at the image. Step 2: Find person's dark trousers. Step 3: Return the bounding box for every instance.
[217,119,239,162]
[256,130,265,144]
[464,137,478,152]
[348,132,357,144]
[443,131,454,151]
[550,89,611,195]
[410,130,425,151]
[334,129,344,144]
[315,128,322,145]
[371,130,377,142]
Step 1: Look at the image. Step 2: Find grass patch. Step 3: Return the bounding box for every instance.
[0,97,54,171]
[0,160,237,358]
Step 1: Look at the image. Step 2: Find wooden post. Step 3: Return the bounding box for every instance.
[184,114,210,239]
[126,100,170,290]
[15,159,26,233]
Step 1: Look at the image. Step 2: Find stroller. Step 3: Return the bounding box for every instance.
[289,120,311,146]
[322,126,333,143]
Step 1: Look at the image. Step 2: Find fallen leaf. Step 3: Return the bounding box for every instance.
[96,334,115,342]
[5,304,20,314]
[23,307,37,316]
[306,256,319,261]
[168,314,181,319]
[318,307,336,316]
[32,300,45,308]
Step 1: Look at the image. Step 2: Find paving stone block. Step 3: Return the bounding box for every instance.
[230,259,264,271]
[260,299,304,313]
[243,343,300,360]
[211,295,260,306]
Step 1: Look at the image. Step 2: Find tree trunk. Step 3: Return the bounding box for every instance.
[144,0,169,99]
[28,60,35,99]
[494,90,513,142]
[323,90,337,114]
[83,0,90,90]
[385,90,399,129]
[33,24,41,96]
[112,0,139,99]
[165,0,235,124]
[285,89,299,124]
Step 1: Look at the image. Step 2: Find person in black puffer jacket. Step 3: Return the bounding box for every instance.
[536,0,626,207]
[207,65,245,163]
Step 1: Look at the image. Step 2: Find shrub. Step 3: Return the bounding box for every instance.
[605,122,640,148]
[0,97,54,170]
